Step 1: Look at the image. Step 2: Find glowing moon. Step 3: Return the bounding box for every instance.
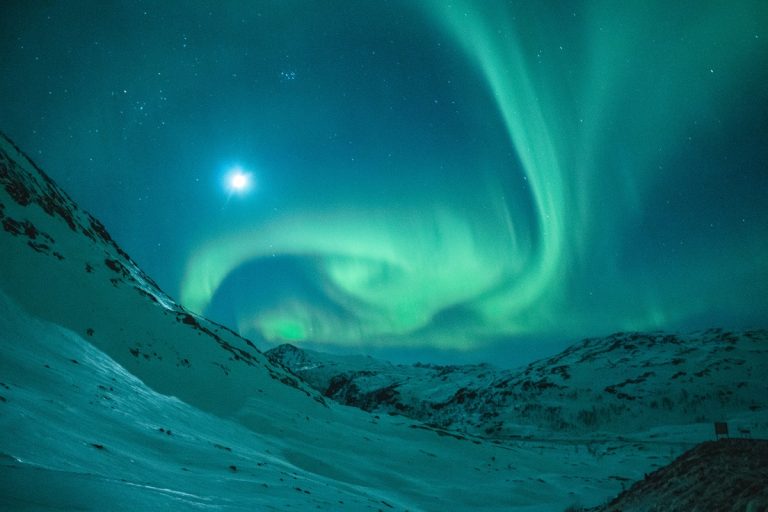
[230,172,248,190]
[225,167,253,194]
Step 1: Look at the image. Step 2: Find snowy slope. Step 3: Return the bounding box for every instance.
[268,329,768,438]
[0,132,323,417]
[482,330,768,435]
[0,290,378,511]
[0,289,680,511]
[5,287,578,510]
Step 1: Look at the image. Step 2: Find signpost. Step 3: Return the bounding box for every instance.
[714,422,729,440]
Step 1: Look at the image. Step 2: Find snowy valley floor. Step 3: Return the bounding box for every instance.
[3,290,765,511]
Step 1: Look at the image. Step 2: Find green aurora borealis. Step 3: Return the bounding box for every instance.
[2,1,768,358]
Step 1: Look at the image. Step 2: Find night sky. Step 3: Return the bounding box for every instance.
[2,1,767,364]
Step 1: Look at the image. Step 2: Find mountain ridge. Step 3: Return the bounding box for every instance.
[267,328,768,437]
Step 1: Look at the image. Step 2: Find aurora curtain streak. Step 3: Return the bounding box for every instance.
[180,1,768,350]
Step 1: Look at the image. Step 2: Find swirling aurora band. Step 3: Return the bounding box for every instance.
[180,1,768,350]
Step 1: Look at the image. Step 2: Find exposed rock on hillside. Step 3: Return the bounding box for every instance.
[589,439,768,512]
[268,330,768,436]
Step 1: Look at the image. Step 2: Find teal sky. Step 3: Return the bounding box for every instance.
[2,1,767,364]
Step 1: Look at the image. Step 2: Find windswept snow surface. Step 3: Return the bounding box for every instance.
[0,288,663,511]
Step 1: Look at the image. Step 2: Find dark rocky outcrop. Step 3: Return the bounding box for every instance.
[590,439,768,511]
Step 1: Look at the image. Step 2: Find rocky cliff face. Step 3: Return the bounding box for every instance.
[268,329,768,437]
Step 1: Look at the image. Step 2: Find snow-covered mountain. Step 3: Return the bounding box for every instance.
[268,329,768,438]
[0,132,328,407]
[1,131,766,510]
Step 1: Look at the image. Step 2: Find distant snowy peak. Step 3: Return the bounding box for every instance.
[266,343,317,371]
[268,329,768,436]
[0,132,325,416]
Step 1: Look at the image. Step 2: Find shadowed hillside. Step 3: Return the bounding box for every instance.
[588,439,768,512]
